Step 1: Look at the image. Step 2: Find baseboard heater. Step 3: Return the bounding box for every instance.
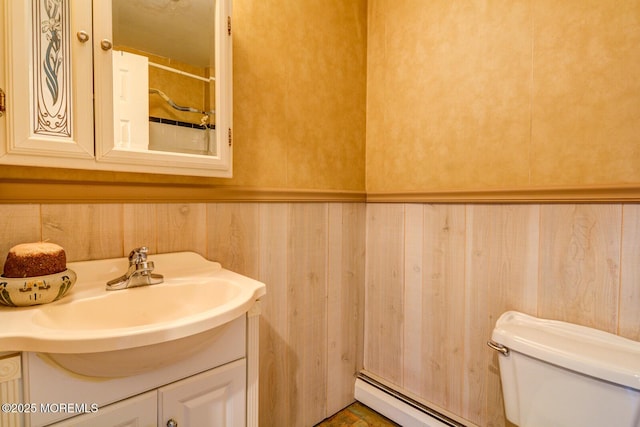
[355,373,465,427]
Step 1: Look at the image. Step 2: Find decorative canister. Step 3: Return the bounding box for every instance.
[0,269,76,307]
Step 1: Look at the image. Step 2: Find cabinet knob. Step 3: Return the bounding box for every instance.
[76,30,90,43]
[167,419,178,427]
[100,39,113,51]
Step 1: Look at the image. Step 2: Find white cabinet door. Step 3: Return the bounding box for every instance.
[1,0,95,168]
[49,391,157,427]
[159,359,246,427]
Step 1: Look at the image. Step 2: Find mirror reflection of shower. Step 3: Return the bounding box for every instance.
[111,0,217,157]
[148,88,216,156]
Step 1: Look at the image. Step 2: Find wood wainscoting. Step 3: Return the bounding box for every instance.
[364,203,640,427]
[2,201,638,427]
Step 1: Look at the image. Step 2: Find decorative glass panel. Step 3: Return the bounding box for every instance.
[32,0,72,137]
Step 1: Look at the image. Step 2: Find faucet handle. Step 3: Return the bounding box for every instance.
[128,247,149,265]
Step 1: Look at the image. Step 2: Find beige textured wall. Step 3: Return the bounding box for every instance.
[366,1,640,193]
[232,0,367,190]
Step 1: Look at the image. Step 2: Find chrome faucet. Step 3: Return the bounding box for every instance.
[106,247,164,290]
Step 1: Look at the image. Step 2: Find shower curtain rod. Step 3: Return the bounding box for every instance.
[148,62,215,83]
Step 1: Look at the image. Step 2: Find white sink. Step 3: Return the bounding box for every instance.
[0,252,266,377]
[32,280,242,330]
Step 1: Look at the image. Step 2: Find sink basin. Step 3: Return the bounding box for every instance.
[0,252,266,377]
[33,281,242,330]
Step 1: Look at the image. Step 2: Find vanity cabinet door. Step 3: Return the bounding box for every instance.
[159,359,246,427]
[0,0,95,168]
[49,391,157,427]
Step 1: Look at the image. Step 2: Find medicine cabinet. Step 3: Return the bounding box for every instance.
[0,0,233,177]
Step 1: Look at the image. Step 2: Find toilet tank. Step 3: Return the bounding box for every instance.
[490,311,640,427]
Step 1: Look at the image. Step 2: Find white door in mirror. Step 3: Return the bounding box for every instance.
[112,51,150,151]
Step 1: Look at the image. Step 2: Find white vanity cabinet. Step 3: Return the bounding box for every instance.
[0,0,233,177]
[50,359,246,427]
[15,311,259,427]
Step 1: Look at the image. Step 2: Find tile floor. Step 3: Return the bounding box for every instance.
[315,402,400,427]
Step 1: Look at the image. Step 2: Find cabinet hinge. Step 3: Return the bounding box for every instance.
[227,16,232,36]
[0,89,5,117]
[228,128,232,147]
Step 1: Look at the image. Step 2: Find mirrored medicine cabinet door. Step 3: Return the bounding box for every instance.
[0,0,232,177]
[94,0,233,177]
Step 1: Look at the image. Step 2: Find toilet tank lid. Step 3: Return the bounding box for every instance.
[491,311,640,391]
